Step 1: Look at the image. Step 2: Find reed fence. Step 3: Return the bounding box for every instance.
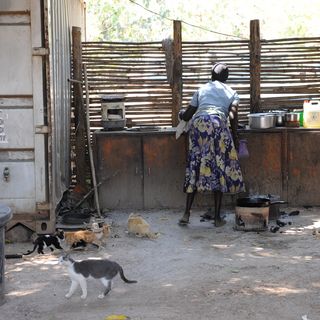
[81,20,320,128]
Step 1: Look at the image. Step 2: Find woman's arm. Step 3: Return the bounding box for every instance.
[179,105,197,121]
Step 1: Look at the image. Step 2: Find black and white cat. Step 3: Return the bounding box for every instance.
[23,230,65,255]
[58,254,137,299]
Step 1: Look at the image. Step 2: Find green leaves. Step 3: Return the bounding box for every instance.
[85,0,320,41]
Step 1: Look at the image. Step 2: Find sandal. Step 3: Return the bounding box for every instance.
[178,218,190,226]
[200,213,215,221]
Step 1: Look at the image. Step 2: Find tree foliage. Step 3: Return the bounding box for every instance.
[85,0,320,41]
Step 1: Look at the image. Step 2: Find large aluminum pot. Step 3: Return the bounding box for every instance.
[247,113,276,129]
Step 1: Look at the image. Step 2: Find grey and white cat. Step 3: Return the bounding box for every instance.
[58,254,137,299]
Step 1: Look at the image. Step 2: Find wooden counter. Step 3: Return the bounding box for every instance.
[93,127,320,210]
[239,127,320,206]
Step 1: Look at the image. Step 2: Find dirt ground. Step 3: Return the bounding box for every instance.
[2,207,320,320]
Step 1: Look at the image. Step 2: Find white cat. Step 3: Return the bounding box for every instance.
[58,254,137,299]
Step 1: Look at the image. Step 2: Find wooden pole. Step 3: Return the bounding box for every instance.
[72,26,88,192]
[250,19,261,113]
[172,20,182,126]
[84,64,101,217]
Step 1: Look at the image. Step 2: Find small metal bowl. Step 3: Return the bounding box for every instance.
[285,112,300,127]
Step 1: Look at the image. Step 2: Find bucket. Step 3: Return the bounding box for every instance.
[303,100,320,128]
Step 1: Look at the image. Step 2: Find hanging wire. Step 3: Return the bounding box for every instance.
[128,0,248,40]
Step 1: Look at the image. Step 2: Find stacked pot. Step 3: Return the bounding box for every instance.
[248,111,301,129]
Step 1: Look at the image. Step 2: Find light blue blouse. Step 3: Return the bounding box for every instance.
[190,80,239,118]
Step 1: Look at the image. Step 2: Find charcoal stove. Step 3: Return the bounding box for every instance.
[101,95,126,130]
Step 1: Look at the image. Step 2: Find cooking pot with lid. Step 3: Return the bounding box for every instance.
[236,197,271,207]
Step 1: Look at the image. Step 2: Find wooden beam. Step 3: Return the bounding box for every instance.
[250,19,261,113]
[172,20,182,126]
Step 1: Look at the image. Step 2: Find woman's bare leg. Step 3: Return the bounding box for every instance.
[214,191,226,227]
[179,191,196,225]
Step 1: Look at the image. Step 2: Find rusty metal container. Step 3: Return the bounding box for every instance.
[234,197,270,231]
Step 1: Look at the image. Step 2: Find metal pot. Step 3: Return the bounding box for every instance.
[236,197,271,207]
[271,110,286,126]
[285,112,300,127]
[260,194,287,220]
[248,113,276,129]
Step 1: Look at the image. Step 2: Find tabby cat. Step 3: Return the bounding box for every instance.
[59,254,137,299]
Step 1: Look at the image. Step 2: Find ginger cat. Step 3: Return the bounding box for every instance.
[127,213,159,239]
[64,224,111,249]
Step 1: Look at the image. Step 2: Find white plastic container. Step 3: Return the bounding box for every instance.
[303,100,320,128]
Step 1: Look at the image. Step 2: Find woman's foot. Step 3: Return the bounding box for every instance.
[178,218,189,226]
[178,213,190,226]
[214,218,226,227]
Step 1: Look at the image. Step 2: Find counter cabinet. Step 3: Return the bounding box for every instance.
[93,130,187,210]
[93,128,320,209]
[239,128,320,206]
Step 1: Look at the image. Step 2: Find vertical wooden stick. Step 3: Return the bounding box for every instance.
[172,20,182,127]
[250,19,261,113]
[84,64,101,218]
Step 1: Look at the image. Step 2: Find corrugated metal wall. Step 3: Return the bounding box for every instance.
[47,0,84,210]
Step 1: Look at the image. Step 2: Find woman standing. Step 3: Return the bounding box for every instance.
[178,63,245,227]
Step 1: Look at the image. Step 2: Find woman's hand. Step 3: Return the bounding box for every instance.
[178,109,186,120]
[229,104,237,120]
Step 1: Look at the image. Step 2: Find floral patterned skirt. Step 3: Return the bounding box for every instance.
[184,113,245,194]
